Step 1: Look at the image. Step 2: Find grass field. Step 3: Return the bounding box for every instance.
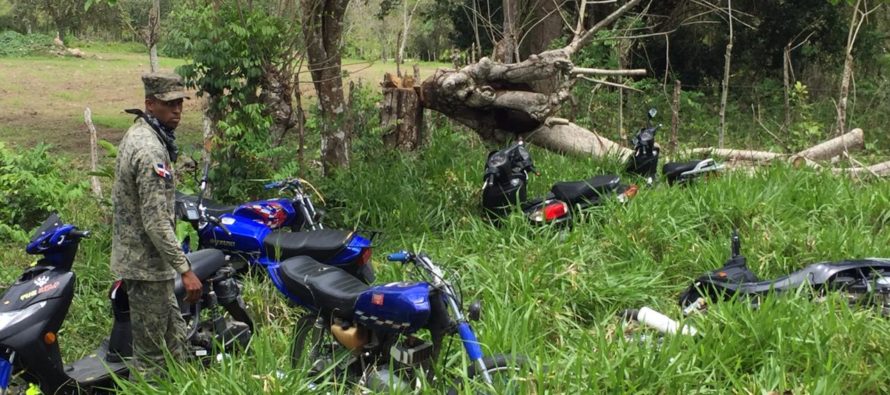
[0,43,448,161]
[1,46,890,394]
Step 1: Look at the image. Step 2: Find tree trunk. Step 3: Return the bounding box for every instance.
[83,108,102,198]
[836,0,864,136]
[718,0,733,148]
[689,148,785,162]
[147,0,160,72]
[495,0,519,63]
[302,0,351,174]
[790,128,864,166]
[417,0,643,156]
[670,80,681,154]
[782,44,792,133]
[381,73,424,150]
[833,160,890,177]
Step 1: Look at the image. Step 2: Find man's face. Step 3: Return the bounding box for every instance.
[145,97,184,129]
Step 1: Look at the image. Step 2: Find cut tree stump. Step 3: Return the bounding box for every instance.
[381,72,424,150]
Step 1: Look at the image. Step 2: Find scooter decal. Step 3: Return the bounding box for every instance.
[19,290,37,301]
[33,276,49,287]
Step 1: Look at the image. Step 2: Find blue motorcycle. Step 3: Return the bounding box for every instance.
[282,251,532,392]
[175,164,375,283]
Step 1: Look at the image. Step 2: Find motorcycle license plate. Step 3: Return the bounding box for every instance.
[0,357,11,391]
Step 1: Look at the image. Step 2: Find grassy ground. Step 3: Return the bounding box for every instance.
[2,46,890,394]
[0,43,448,162]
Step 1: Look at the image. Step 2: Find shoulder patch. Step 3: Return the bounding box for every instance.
[154,162,173,181]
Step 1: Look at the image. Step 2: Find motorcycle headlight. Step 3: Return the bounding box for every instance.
[0,302,46,332]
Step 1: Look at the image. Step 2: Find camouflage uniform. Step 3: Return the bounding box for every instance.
[110,72,191,378]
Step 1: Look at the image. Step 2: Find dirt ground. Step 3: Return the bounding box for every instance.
[0,48,448,163]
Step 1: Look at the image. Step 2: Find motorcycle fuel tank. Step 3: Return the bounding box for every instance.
[200,214,270,254]
[354,282,431,333]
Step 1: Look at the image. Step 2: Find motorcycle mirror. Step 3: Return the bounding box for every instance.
[468,300,483,321]
[648,108,657,119]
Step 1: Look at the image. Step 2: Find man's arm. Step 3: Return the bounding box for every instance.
[135,149,191,274]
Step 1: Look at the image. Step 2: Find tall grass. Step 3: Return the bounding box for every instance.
[1,123,889,393]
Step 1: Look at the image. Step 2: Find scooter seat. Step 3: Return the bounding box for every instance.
[263,229,352,262]
[279,255,369,319]
[174,249,227,300]
[550,175,620,204]
[175,191,239,218]
[663,161,702,178]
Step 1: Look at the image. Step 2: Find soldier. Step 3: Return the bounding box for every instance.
[111,72,203,378]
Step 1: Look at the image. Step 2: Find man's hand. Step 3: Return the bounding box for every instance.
[181,270,203,303]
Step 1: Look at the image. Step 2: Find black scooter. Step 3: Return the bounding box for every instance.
[0,214,254,394]
[626,108,723,186]
[680,230,890,316]
[481,139,636,226]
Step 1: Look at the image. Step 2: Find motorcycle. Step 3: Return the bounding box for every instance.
[0,214,254,394]
[283,251,532,392]
[679,230,890,316]
[481,139,636,226]
[625,108,723,186]
[175,162,375,283]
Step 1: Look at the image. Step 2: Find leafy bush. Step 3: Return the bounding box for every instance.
[0,143,86,242]
[0,30,54,57]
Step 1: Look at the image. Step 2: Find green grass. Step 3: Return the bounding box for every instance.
[2,121,889,394]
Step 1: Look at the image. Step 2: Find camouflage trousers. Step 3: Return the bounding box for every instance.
[125,278,188,379]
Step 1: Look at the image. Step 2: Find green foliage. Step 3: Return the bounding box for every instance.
[0,30,54,56]
[166,0,298,201]
[0,143,86,242]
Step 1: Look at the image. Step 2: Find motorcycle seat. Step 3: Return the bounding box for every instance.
[663,161,703,178]
[279,255,369,319]
[175,191,239,218]
[263,229,353,262]
[550,175,620,204]
[175,249,228,299]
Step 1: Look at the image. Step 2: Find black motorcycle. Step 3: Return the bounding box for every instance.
[481,139,636,226]
[680,230,890,316]
[625,108,723,186]
[0,214,254,394]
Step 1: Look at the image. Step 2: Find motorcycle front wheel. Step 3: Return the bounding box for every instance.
[448,354,535,394]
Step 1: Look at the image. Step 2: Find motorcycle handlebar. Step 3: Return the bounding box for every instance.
[70,230,91,239]
[387,251,411,262]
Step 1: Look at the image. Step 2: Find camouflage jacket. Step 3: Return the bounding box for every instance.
[110,118,190,280]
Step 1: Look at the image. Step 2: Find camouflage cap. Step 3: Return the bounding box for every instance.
[142,72,190,101]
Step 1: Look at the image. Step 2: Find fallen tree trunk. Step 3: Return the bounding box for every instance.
[832,160,890,177]
[521,121,633,159]
[688,148,784,162]
[790,128,863,166]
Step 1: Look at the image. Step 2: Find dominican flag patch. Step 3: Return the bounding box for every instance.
[154,162,173,180]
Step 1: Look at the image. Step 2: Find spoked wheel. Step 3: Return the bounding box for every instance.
[448,354,536,394]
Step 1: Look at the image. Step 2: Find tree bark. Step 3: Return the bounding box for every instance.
[418,0,642,156]
[689,148,784,162]
[670,80,681,154]
[301,0,351,174]
[833,161,890,177]
[83,108,102,198]
[147,0,160,72]
[790,128,864,166]
[782,44,792,133]
[718,0,733,148]
[381,73,424,150]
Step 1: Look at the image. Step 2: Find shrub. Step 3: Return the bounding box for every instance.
[0,143,86,242]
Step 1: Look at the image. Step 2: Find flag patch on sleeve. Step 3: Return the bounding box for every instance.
[154,162,173,180]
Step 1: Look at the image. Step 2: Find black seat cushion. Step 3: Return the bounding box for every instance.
[175,249,227,299]
[550,175,620,204]
[263,229,353,262]
[279,255,369,319]
[663,161,703,178]
[175,191,239,218]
